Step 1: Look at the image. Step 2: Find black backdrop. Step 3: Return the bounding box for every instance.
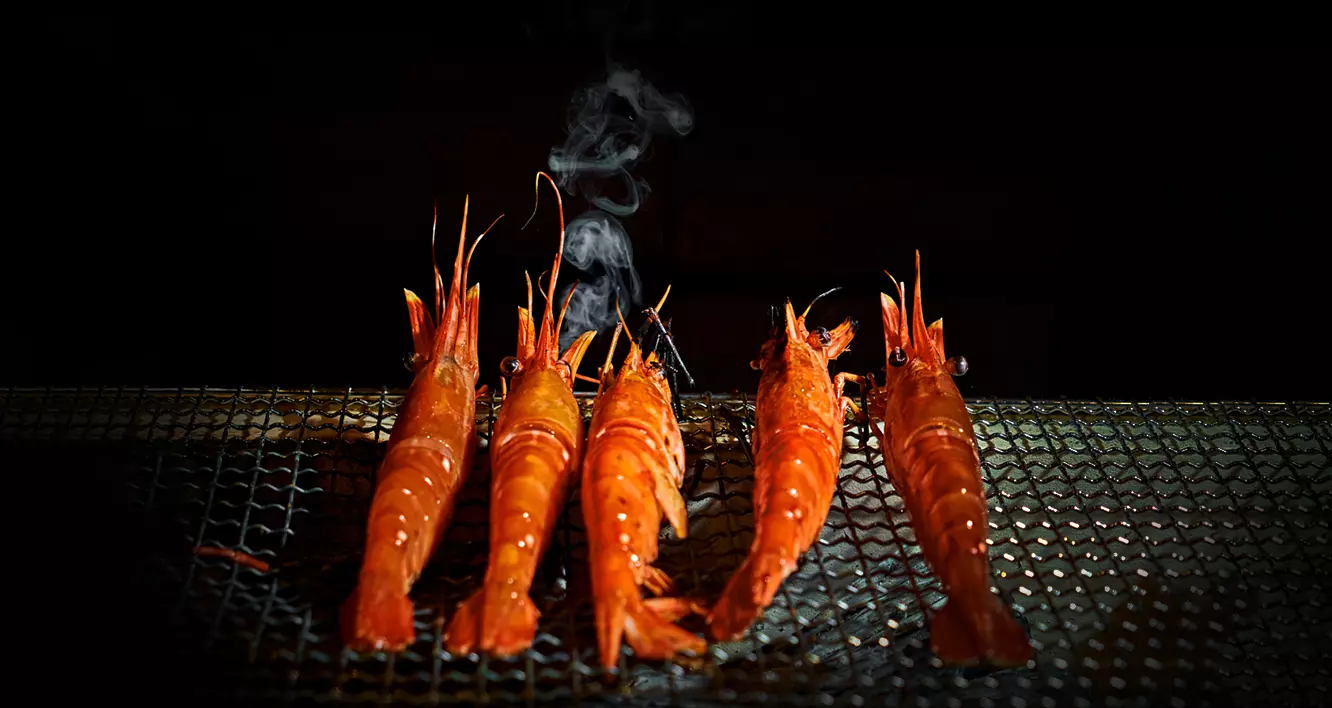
[15,17,1330,402]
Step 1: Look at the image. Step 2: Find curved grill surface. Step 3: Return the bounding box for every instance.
[3,387,1327,706]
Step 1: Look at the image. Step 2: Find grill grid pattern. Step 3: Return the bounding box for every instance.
[3,386,1328,706]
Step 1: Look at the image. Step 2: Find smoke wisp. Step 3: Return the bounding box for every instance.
[548,64,693,350]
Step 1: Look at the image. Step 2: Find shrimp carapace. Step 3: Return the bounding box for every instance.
[706,296,861,642]
[341,197,502,653]
[582,297,709,671]
[443,172,597,658]
[868,251,1032,668]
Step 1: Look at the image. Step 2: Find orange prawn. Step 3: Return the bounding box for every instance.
[706,296,860,641]
[866,251,1032,667]
[443,172,599,657]
[341,197,502,653]
[582,297,708,671]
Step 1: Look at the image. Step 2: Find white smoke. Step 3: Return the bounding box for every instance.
[548,63,693,350]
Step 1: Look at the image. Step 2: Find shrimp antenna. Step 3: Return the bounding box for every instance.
[524,271,533,314]
[642,284,694,388]
[430,199,443,322]
[555,280,580,340]
[535,270,551,303]
[652,284,672,314]
[883,270,902,294]
[463,213,504,292]
[601,321,624,371]
[514,175,546,231]
[615,297,635,346]
[801,286,843,320]
[525,171,568,360]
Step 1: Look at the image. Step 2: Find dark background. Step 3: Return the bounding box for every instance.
[14,15,1330,401]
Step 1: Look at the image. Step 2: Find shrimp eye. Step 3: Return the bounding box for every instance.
[945,355,969,376]
[555,360,573,378]
[403,353,422,373]
[749,359,761,371]
[812,326,832,346]
[889,346,908,367]
[500,356,523,377]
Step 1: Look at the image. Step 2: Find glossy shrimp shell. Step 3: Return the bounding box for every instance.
[341,198,500,654]
[869,251,1032,667]
[706,299,859,641]
[444,172,598,658]
[582,314,708,671]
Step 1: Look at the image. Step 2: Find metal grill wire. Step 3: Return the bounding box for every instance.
[2,387,1328,706]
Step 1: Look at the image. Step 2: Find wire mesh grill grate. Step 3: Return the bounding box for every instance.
[3,386,1328,706]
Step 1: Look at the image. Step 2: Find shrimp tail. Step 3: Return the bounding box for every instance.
[597,594,707,670]
[480,585,541,657]
[929,586,1033,668]
[444,586,541,658]
[706,549,798,642]
[340,583,416,653]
